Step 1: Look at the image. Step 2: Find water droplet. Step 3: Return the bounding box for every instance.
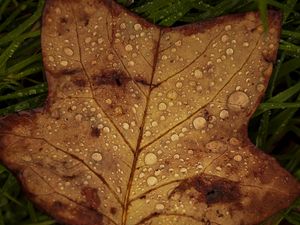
[64,47,74,56]
[206,140,227,152]
[125,44,133,52]
[75,114,83,122]
[98,38,104,44]
[221,35,229,43]
[145,131,152,137]
[128,61,135,66]
[158,102,167,111]
[171,134,179,141]
[175,40,182,46]
[49,56,54,62]
[219,110,229,119]
[227,91,250,111]
[176,82,183,88]
[147,176,158,186]
[108,54,114,61]
[226,48,234,56]
[122,123,129,130]
[233,155,242,162]
[134,23,142,31]
[194,69,203,78]
[92,152,102,161]
[85,37,92,44]
[256,84,265,92]
[60,60,68,66]
[225,25,232,31]
[155,203,165,210]
[103,127,110,133]
[243,42,249,47]
[22,155,32,162]
[180,168,187,173]
[120,23,126,29]
[193,117,207,130]
[167,90,178,99]
[145,153,157,165]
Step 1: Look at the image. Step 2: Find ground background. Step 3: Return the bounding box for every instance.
[0,0,299,224]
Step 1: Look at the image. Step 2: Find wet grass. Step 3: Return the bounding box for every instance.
[0,0,299,224]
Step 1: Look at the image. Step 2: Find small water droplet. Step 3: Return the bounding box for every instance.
[64,47,74,56]
[103,127,110,133]
[176,82,183,88]
[256,84,265,92]
[243,42,249,47]
[221,35,229,43]
[233,155,242,162]
[49,56,54,62]
[219,110,229,119]
[175,40,182,46]
[167,90,178,99]
[193,117,207,130]
[147,176,158,186]
[194,69,203,78]
[122,123,129,130]
[120,23,126,29]
[158,102,167,111]
[145,153,157,165]
[60,60,68,66]
[155,203,165,210]
[171,134,179,142]
[85,37,92,44]
[125,44,133,52]
[92,152,103,161]
[225,25,232,31]
[134,23,142,31]
[226,48,234,56]
[75,114,83,122]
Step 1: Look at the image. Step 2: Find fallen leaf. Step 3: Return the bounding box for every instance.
[0,1,299,225]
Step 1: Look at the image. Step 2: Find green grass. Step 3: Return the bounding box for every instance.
[0,0,299,224]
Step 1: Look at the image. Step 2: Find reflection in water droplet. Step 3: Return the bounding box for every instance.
[193,117,207,130]
[227,91,250,111]
[144,153,157,165]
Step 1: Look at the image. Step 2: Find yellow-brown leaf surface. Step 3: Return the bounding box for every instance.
[0,0,299,225]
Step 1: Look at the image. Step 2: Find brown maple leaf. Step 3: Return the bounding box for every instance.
[0,0,299,225]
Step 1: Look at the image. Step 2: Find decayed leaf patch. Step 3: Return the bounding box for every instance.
[0,0,299,225]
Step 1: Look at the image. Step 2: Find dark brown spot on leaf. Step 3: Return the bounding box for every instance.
[91,127,101,138]
[81,187,100,210]
[72,79,86,87]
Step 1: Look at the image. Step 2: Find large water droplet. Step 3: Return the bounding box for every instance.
[193,117,207,130]
[227,91,250,111]
[145,153,157,165]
